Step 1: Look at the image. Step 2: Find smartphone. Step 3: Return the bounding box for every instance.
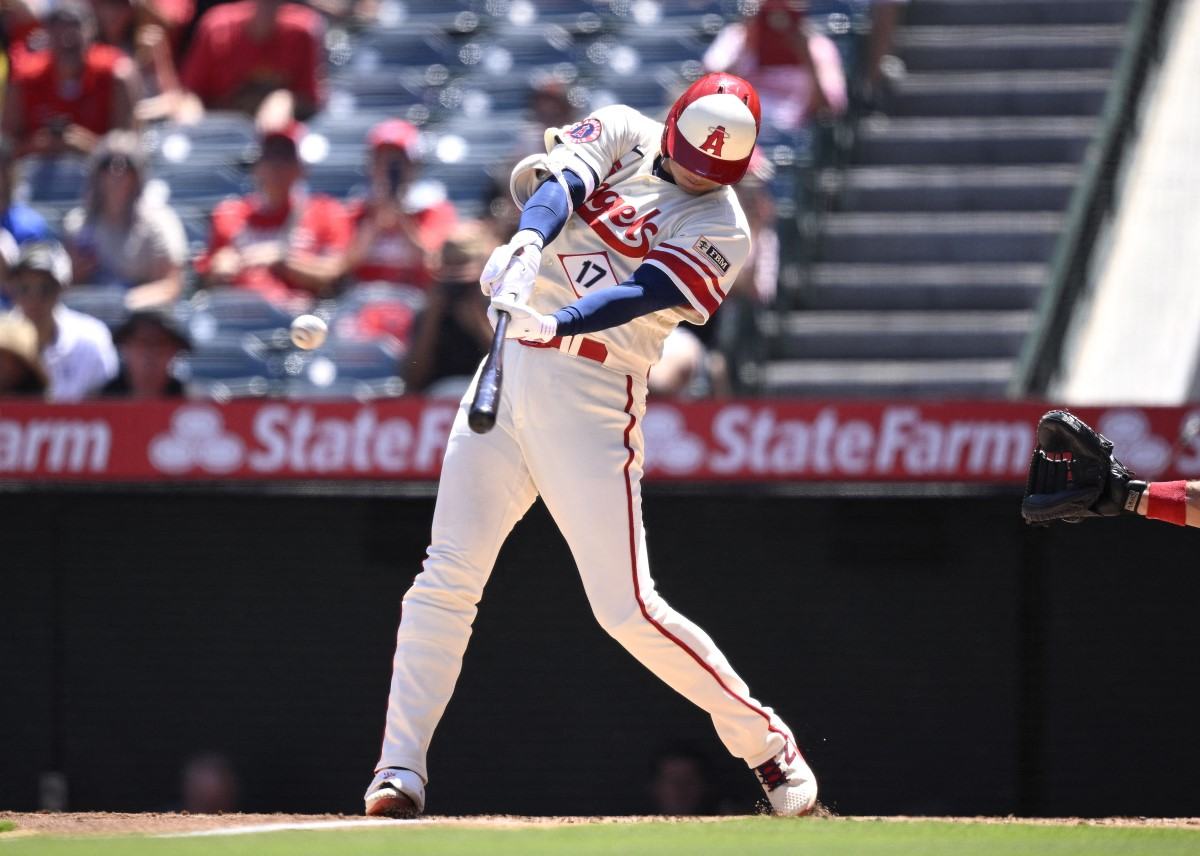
[387,158,403,200]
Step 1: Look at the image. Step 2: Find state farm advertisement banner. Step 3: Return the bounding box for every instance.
[0,400,1198,483]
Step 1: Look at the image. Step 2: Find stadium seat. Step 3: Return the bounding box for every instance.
[189,288,294,335]
[349,27,456,70]
[178,331,273,381]
[61,285,130,330]
[147,114,258,166]
[18,156,88,205]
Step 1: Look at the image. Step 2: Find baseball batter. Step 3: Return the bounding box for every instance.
[365,73,818,817]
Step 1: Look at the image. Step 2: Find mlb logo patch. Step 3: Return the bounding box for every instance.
[565,117,603,143]
[693,237,730,274]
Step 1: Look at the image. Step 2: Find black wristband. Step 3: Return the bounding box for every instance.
[1123,480,1148,514]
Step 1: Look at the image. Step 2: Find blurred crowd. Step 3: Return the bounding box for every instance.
[0,0,904,402]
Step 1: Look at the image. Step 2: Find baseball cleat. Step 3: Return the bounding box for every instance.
[754,740,818,816]
[364,767,425,818]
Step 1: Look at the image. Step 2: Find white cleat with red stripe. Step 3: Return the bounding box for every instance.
[754,741,818,817]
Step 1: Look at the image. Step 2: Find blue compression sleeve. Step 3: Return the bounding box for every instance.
[518,169,587,245]
[553,265,686,336]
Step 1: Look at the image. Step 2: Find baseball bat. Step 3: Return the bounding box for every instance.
[467,310,509,434]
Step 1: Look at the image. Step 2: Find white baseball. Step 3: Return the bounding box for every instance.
[290,314,328,350]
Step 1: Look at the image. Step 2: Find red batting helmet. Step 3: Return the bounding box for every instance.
[661,73,761,186]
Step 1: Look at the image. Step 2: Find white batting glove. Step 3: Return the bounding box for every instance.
[489,295,557,343]
[479,229,543,302]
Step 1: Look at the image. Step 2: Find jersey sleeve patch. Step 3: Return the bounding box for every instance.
[565,117,603,143]
[693,237,731,275]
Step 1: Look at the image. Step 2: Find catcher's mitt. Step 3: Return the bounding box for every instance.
[1021,410,1147,525]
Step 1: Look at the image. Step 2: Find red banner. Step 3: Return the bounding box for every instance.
[0,399,1197,483]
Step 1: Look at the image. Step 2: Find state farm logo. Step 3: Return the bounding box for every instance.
[643,406,706,474]
[146,403,457,476]
[1096,409,1171,478]
[149,407,244,474]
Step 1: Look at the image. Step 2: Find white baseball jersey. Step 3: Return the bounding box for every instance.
[510,104,752,372]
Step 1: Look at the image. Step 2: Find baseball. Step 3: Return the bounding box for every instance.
[290,314,327,350]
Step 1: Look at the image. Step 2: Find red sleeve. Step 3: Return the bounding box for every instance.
[180,16,214,101]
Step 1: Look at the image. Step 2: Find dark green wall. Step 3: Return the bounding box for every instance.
[1,488,1197,816]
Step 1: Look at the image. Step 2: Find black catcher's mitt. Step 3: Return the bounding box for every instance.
[1021,410,1147,525]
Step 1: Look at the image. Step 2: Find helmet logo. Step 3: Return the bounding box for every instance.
[699,126,729,156]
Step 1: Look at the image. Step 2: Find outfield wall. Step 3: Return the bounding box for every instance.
[2,487,1196,818]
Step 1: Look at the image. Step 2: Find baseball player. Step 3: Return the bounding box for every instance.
[1022,411,1199,528]
[365,73,818,817]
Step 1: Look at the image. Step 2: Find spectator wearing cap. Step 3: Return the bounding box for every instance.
[194,125,350,309]
[63,130,187,310]
[8,240,118,400]
[101,308,189,397]
[0,312,48,396]
[341,119,457,291]
[180,0,324,122]
[403,222,491,395]
[2,0,139,157]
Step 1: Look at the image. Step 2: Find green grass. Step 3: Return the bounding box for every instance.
[0,821,14,834]
[1,819,1198,856]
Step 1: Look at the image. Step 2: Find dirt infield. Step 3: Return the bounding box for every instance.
[2,812,1199,838]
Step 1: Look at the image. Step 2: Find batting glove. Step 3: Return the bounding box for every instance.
[490,295,557,343]
[479,229,543,302]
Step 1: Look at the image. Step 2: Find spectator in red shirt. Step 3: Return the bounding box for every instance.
[180,0,324,122]
[194,125,349,309]
[341,119,456,290]
[2,0,139,156]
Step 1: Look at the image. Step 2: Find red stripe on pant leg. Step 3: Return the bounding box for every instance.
[620,375,787,744]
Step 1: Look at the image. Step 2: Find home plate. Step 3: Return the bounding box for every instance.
[160,818,420,837]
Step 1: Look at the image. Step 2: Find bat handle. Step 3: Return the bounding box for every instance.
[467,310,509,434]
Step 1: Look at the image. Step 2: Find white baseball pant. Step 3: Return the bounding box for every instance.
[376,342,794,783]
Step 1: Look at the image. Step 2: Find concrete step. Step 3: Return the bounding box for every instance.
[904,0,1133,28]
[854,116,1097,166]
[767,310,1033,360]
[888,70,1112,117]
[805,263,1046,310]
[760,358,1016,398]
[818,211,1063,263]
[827,165,1079,212]
[897,25,1125,72]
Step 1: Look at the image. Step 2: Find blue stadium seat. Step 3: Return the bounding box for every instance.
[189,288,294,334]
[178,331,273,381]
[321,339,403,379]
[147,113,258,167]
[61,285,129,330]
[304,164,368,199]
[19,156,88,205]
[349,28,456,69]
[157,163,248,206]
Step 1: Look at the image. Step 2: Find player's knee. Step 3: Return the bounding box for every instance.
[404,564,484,614]
[592,600,647,642]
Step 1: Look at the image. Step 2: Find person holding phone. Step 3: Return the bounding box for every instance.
[340,119,457,290]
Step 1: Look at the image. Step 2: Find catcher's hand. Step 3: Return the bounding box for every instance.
[1021,410,1147,525]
